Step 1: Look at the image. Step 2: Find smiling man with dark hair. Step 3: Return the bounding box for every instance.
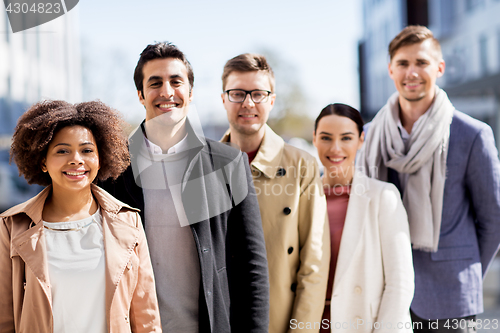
[102,42,269,333]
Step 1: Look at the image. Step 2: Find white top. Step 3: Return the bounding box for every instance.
[43,208,106,333]
[139,134,200,333]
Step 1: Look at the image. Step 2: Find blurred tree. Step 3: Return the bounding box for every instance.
[259,48,314,142]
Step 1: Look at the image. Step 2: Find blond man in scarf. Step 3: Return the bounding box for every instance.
[360,26,500,332]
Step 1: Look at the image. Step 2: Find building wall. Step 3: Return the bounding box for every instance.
[0,8,81,138]
[0,8,81,211]
[360,0,406,117]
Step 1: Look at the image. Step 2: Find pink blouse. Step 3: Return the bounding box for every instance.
[321,184,350,333]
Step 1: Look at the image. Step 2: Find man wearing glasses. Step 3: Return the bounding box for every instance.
[221,53,329,333]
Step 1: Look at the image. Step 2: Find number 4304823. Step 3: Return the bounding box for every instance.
[5,2,61,14]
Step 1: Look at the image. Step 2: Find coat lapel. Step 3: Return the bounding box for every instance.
[12,222,51,295]
[221,125,285,179]
[332,172,371,294]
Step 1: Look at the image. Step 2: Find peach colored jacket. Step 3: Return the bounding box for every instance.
[0,184,161,333]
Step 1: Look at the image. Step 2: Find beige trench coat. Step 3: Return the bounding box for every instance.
[223,125,330,333]
[0,184,161,333]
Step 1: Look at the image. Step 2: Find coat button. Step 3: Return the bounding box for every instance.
[354,286,362,294]
[288,247,294,254]
[276,168,286,177]
[291,283,297,292]
[283,207,291,215]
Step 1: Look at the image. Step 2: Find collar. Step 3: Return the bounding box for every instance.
[221,124,285,179]
[350,170,371,196]
[396,96,436,139]
[143,132,189,155]
[134,118,205,152]
[129,118,206,183]
[0,184,138,223]
[397,118,411,141]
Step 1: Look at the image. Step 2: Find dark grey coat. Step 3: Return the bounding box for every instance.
[101,121,269,332]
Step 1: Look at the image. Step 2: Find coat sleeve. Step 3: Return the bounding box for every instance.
[375,184,414,332]
[289,158,330,333]
[465,126,500,276]
[227,153,270,333]
[0,217,15,333]
[129,212,162,332]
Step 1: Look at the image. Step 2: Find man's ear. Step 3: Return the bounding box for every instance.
[437,59,446,78]
[189,88,194,102]
[137,90,145,106]
[269,93,276,108]
[388,62,394,80]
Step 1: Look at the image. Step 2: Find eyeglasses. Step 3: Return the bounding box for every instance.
[225,89,272,103]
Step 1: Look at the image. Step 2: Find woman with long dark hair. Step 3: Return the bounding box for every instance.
[313,103,414,332]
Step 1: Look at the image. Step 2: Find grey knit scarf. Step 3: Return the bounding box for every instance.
[359,87,454,252]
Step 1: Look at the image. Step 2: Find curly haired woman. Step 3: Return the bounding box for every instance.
[0,100,161,333]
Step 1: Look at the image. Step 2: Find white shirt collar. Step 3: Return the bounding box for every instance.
[397,118,411,141]
[143,133,189,156]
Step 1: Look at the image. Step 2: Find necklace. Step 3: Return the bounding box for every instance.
[43,217,96,232]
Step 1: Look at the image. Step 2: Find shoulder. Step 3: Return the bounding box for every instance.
[282,143,318,165]
[369,175,399,193]
[205,138,244,162]
[92,185,140,215]
[196,138,249,180]
[451,110,491,137]
[0,186,49,219]
[0,200,32,218]
[355,173,401,202]
[449,111,497,158]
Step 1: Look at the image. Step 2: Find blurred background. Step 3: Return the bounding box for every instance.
[1,0,500,326]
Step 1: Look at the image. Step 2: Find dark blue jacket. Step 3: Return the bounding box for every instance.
[380,110,500,319]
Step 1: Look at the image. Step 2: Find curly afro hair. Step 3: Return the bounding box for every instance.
[10,100,130,186]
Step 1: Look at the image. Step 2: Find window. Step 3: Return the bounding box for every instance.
[479,35,489,75]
